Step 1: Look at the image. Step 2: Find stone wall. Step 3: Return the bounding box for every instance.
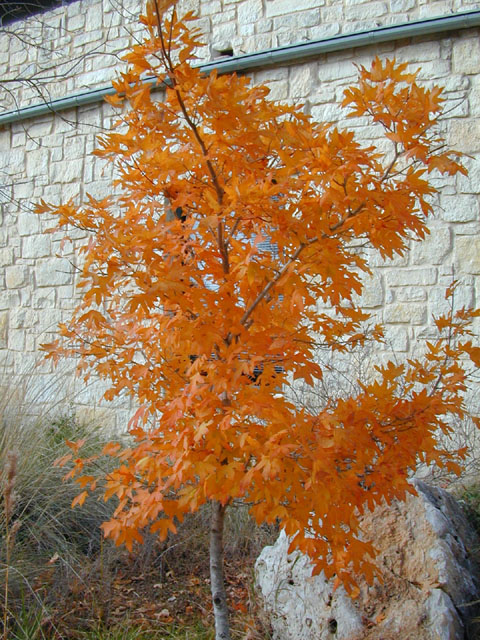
[0,0,479,428]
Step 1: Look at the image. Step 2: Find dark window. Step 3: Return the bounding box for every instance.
[0,0,81,25]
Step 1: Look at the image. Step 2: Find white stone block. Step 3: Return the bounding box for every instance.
[13,181,34,200]
[455,235,480,274]
[0,290,21,311]
[0,248,13,267]
[241,34,272,53]
[22,235,51,259]
[441,194,479,223]
[201,1,222,16]
[385,267,438,287]
[24,334,36,353]
[273,13,298,30]
[20,287,32,306]
[32,290,55,309]
[384,302,427,324]
[265,80,289,100]
[51,147,63,163]
[468,75,480,118]
[411,228,452,265]
[452,38,480,75]
[68,13,86,31]
[11,131,27,148]
[212,9,235,25]
[266,0,325,18]
[396,287,428,302]
[385,13,410,25]
[255,67,289,83]
[0,351,14,369]
[359,273,384,307]
[298,9,321,28]
[8,330,25,352]
[238,23,255,37]
[390,0,415,10]
[456,155,480,194]
[27,120,54,138]
[40,308,63,328]
[417,2,450,19]
[320,5,343,22]
[77,67,113,89]
[26,149,49,178]
[51,160,83,184]
[395,40,441,64]
[238,0,263,24]
[318,60,356,83]
[62,183,82,202]
[310,103,342,122]
[310,84,336,104]
[289,64,316,99]
[444,99,470,119]
[277,29,310,46]
[384,325,410,352]
[9,308,34,329]
[414,60,451,81]
[212,21,237,48]
[57,284,75,301]
[41,184,64,202]
[441,79,470,98]
[0,312,8,349]
[448,120,480,153]
[255,18,273,34]
[343,19,382,34]
[6,265,28,289]
[429,283,474,317]
[63,135,86,160]
[308,23,341,40]
[347,1,387,20]
[35,258,72,287]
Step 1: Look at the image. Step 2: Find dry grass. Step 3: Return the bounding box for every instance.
[0,374,275,639]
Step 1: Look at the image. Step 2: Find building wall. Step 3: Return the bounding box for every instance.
[0,0,479,428]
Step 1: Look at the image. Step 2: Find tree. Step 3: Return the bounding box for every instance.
[38,1,480,638]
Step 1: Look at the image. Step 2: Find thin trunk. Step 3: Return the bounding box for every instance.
[209,500,231,640]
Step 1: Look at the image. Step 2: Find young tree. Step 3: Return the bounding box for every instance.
[38,1,479,637]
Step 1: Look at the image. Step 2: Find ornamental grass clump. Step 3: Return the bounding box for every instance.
[0,376,117,637]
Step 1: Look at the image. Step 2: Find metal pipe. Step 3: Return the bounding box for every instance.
[1,9,479,127]
[202,9,480,75]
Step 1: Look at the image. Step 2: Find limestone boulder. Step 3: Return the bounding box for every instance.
[255,481,480,640]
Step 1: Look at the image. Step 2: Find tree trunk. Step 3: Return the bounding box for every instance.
[209,500,231,640]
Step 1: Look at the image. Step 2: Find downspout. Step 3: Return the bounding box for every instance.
[1,9,479,127]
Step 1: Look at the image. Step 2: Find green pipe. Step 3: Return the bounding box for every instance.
[1,9,479,126]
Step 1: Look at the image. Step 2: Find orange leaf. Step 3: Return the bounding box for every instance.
[72,491,88,508]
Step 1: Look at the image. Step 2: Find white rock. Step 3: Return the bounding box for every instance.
[255,481,480,640]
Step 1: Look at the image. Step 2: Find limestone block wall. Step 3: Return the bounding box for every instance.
[0,0,479,428]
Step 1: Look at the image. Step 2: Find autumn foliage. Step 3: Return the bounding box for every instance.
[38,0,479,595]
